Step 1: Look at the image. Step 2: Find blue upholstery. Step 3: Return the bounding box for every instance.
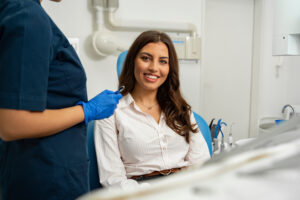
[87,121,102,190]
[116,50,128,78]
[193,112,213,156]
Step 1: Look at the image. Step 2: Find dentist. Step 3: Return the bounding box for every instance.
[0,0,122,199]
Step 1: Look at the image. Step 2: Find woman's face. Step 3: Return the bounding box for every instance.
[133,42,169,93]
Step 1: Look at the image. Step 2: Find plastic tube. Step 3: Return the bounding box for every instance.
[106,11,197,37]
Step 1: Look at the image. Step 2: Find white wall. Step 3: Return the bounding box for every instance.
[271,0,300,109]
[201,0,254,140]
[42,0,203,112]
[250,0,300,137]
[258,0,286,119]
[200,0,300,141]
[252,0,300,128]
[285,57,300,104]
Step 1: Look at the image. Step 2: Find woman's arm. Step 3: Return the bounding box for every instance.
[186,114,211,165]
[0,106,84,141]
[94,116,139,189]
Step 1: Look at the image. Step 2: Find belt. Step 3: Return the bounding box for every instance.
[131,167,185,180]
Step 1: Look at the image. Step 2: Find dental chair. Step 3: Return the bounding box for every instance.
[87,51,212,190]
[87,120,102,190]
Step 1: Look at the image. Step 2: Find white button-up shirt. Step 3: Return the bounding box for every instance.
[94,94,210,188]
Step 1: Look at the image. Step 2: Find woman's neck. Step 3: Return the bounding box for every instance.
[131,87,158,105]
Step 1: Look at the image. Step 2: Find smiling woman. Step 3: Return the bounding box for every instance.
[93,30,210,189]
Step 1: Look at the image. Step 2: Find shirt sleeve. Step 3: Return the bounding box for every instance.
[94,115,140,189]
[185,113,211,166]
[0,3,51,110]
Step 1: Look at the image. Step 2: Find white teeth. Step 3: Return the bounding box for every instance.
[145,75,158,79]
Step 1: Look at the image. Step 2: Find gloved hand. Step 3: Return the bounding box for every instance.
[77,90,122,124]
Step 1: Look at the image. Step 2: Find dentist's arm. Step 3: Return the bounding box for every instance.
[0,106,84,141]
[0,90,122,141]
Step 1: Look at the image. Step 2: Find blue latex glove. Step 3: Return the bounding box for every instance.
[77,90,122,124]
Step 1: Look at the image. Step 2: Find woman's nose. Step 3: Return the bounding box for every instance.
[148,60,158,72]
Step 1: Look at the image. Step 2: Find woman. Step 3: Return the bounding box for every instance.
[94,30,210,189]
[0,0,121,199]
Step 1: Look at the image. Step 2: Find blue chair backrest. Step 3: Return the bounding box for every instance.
[87,121,102,190]
[193,112,213,156]
[117,50,128,78]
[117,51,213,157]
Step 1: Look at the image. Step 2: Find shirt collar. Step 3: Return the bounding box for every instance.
[117,93,135,109]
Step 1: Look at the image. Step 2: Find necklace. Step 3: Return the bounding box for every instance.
[138,102,158,110]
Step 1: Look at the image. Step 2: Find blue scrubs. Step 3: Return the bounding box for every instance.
[0,0,89,199]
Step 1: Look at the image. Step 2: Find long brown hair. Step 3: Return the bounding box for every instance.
[119,30,198,143]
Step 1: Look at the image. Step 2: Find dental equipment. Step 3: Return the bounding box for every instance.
[115,86,125,94]
[228,123,234,147]
[213,119,227,153]
[281,104,295,120]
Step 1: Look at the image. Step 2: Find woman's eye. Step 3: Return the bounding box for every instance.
[141,56,150,61]
[160,60,168,64]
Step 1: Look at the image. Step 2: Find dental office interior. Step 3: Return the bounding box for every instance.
[42,0,300,199]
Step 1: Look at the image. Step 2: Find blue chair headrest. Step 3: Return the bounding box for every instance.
[116,50,128,79]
